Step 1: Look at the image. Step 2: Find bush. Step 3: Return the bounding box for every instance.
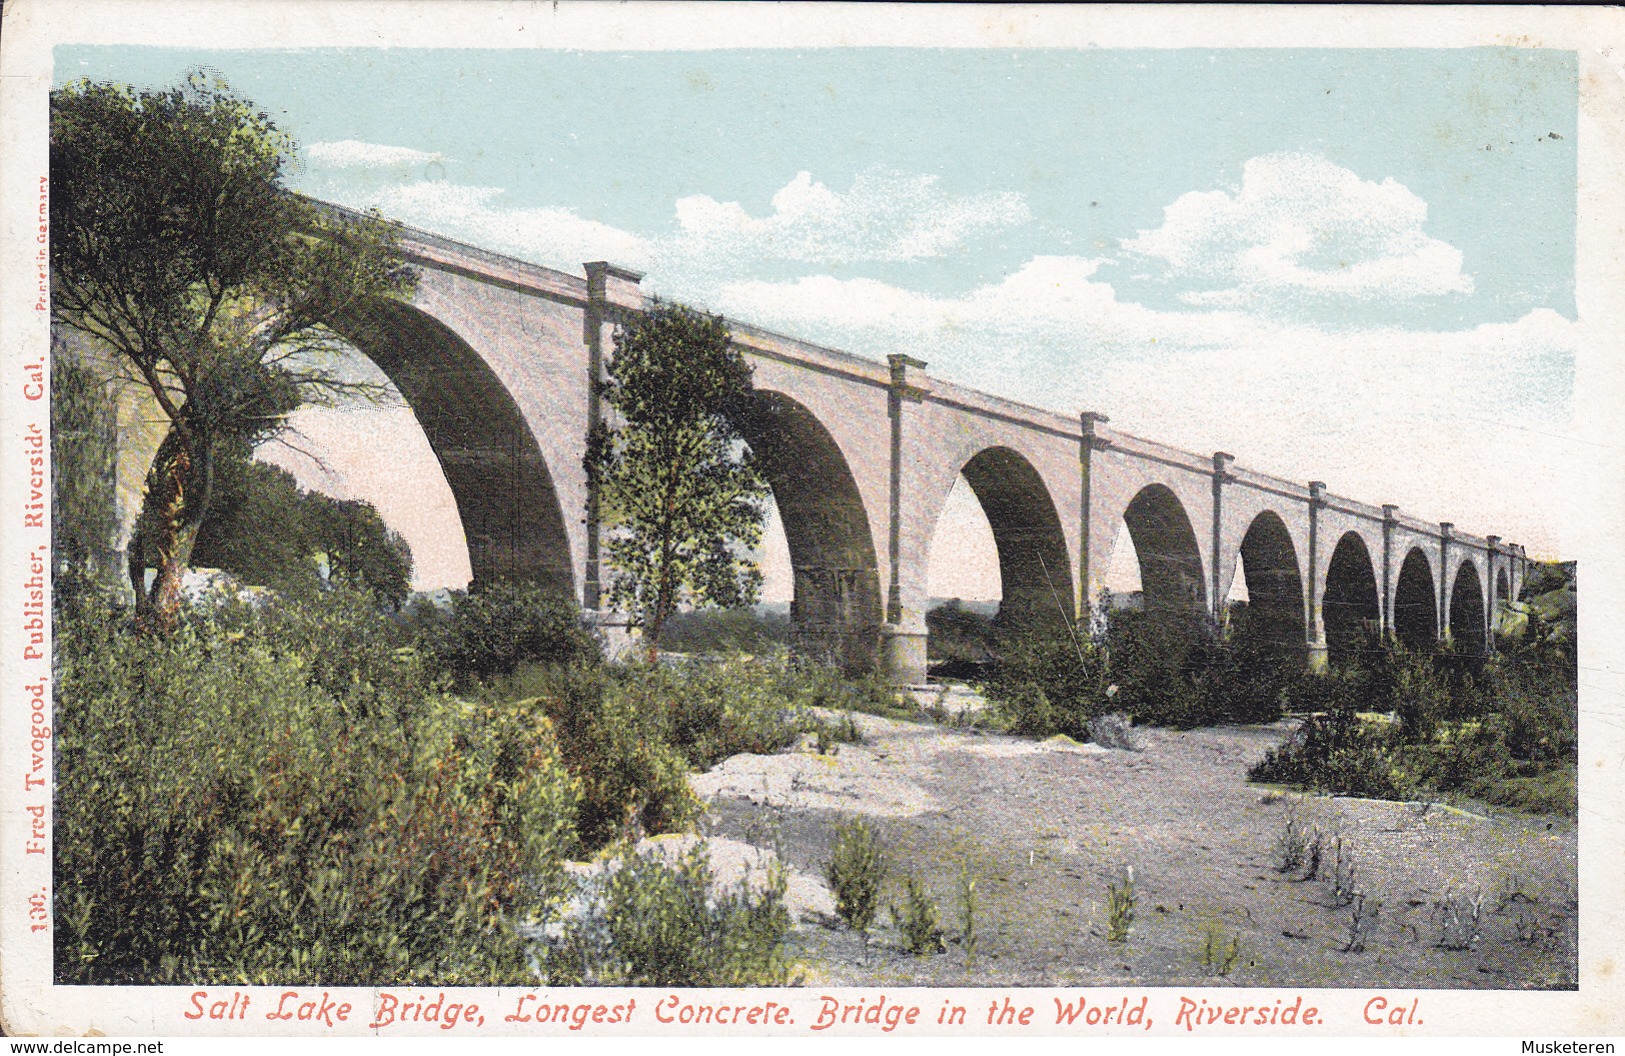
[1184,610,1294,726]
[422,580,599,683]
[1106,871,1137,944]
[926,600,999,676]
[1248,701,1401,800]
[221,586,436,720]
[503,665,698,851]
[985,608,1294,735]
[492,656,878,849]
[622,661,808,769]
[892,875,946,955]
[55,596,579,986]
[984,625,1108,739]
[657,606,790,655]
[825,818,889,933]
[1390,648,1452,743]
[550,842,794,986]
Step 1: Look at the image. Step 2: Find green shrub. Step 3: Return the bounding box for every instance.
[550,842,794,986]
[220,587,435,720]
[491,657,884,851]
[1199,923,1241,977]
[424,580,599,683]
[55,597,579,986]
[1106,871,1137,944]
[657,606,790,655]
[1256,618,1577,815]
[1391,648,1452,742]
[770,658,905,719]
[825,818,889,933]
[926,599,1000,676]
[986,608,1296,734]
[892,875,946,955]
[629,661,806,768]
[957,858,979,963]
[1184,611,1293,726]
[984,625,1107,739]
[1248,703,1401,800]
[506,665,698,851]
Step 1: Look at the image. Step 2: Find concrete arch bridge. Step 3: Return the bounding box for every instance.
[291,214,1530,684]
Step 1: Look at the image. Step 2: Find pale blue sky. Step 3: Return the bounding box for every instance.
[55,45,1583,588]
[59,46,1576,329]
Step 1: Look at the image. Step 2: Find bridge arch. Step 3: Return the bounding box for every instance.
[1495,567,1512,634]
[326,297,576,599]
[1234,511,1305,660]
[1393,547,1438,649]
[733,389,883,673]
[1118,483,1208,643]
[1449,559,1487,656]
[1322,531,1381,668]
[955,446,1073,628]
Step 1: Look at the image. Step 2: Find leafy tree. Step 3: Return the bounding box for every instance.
[49,74,414,630]
[189,451,323,598]
[190,451,414,608]
[312,496,414,608]
[587,302,769,658]
[50,332,120,600]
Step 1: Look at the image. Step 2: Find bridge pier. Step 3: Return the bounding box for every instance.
[880,623,929,686]
[585,609,639,663]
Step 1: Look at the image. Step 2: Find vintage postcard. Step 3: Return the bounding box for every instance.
[2,0,1622,1043]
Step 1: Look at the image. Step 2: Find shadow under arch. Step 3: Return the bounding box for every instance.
[1449,560,1487,657]
[1120,483,1207,651]
[1393,547,1438,650]
[1235,511,1306,662]
[326,297,576,600]
[1323,532,1381,669]
[732,389,883,674]
[956,446,1072,630]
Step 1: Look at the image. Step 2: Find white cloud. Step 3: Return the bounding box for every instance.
[669,169,1030,268]
[305,139,443,168]
[323,167,1028,286]
[372,182,655,271]
[1122,154,1474,312]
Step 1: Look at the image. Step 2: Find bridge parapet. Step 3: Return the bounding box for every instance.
[923,376,1080,439]
[1227,466,1312,504]
[1390,510,1446,537]
[1091,425,1215,478]
[1321,492,1388,524]
[728,321,891,388]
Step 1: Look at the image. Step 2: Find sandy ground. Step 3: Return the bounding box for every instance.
[689,701,1578,990]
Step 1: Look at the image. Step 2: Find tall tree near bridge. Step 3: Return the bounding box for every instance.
[49,74,415,631]
[587,302,770,660]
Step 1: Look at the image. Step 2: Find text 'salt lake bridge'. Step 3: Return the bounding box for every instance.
[309,210,1526,685]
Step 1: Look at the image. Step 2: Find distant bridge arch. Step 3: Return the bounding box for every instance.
[1321,531,1381,669]
[1394,547,1439,650]
[1233,511,1307,662]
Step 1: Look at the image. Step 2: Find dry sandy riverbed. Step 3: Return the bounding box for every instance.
[688,701,1578,990]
